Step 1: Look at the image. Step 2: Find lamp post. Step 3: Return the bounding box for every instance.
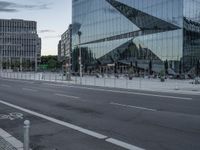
[78,31,82,84]
[0,49,2,72]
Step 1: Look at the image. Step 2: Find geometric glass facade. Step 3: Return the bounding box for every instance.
[72,0,200,74]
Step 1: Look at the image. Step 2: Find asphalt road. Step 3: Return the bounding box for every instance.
[0,78,200,150]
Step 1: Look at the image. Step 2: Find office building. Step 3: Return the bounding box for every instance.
[0,19,41,71]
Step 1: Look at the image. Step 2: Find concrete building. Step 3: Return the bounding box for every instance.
[57,40,62,62]
[72,0,200,75]
[0,19,41,71]
[58,24,72,76]
[59,24,72,63]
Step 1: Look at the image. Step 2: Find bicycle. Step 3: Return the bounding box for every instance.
[0,112,23,120]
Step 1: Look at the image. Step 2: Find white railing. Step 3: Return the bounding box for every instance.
[0,71,199,92]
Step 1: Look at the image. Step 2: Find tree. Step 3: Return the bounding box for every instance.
[71,47,94,73]
[40,55,62,71]
[48,59,57,70]
[197,60,200,76]
[149,60,152,75]
[114,62,117,74]
[164,60,168,75]
[135,61,139,75]
[179,61,182,75]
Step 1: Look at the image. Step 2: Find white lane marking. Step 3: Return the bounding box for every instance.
[0,100,145,150]
[106,138,144,150]
[44,83,71,87]
[0,78,34,84]
[22,88,37,92]
[54,93,80,99]
[64,86,193,100]
[0,84,11,88]
[0,128,23,149]
[42,83,194,100]
[138,88,200,96]
[110,102,157,112]
[0,100,106,139]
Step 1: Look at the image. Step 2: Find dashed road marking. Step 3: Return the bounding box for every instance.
[0,78,34,84]
[54,93,80,99]
[63,86,193,100]
[22,88,37,92]
[110,102,157,112]
[0,99,145,150]
[0,84,11,88]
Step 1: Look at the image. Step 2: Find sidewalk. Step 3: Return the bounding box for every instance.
[0,129,23,150]
[0,72,200,95]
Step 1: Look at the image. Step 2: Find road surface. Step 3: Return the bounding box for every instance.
[0,78,200,150]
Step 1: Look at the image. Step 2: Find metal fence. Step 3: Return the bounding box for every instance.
[0,71,199,92]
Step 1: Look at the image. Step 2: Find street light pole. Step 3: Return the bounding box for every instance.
[78,31,82,84]
[0,49,2,72]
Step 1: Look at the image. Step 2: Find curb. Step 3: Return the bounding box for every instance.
[0,128,23,150]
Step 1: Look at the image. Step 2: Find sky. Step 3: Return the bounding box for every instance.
[0,0,72,56]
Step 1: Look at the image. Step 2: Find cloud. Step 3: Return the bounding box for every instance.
[39,29,56,33]
[0,1,50,12]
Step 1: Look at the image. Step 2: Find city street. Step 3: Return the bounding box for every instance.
[0,78,200,150]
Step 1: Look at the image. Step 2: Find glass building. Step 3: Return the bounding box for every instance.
[72,0,200,74]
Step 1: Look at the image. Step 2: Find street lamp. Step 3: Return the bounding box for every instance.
[0,48,2,71]
[77,31,82,84]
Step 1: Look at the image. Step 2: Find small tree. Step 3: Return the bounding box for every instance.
[149,60,152,75]
[197,60,200,76]
[179,61,182,75]
[164,60,168,75]
[48,59,57,70]
[159,70,165,82]
[135,61,139,75]
[128,67,134,80]
[114,62,117,74]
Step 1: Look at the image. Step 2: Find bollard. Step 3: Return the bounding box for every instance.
[94,77,96,86]
[126,77,128,88]
[24,120,30,150]
[114,78,116,88]
[175,82,179,90]
[139,77,142,89]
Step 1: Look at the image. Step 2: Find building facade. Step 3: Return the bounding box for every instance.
[57,40,62,62]
[0,19,41,71]
[72,0,200,74]
[59,25,72,62]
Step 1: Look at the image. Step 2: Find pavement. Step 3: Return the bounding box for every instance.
[1,72,200,94]
[0,78,200,150]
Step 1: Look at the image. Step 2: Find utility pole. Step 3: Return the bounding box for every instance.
[78,31,82,84]
[35,48,37,72]
[0,49,2,71]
